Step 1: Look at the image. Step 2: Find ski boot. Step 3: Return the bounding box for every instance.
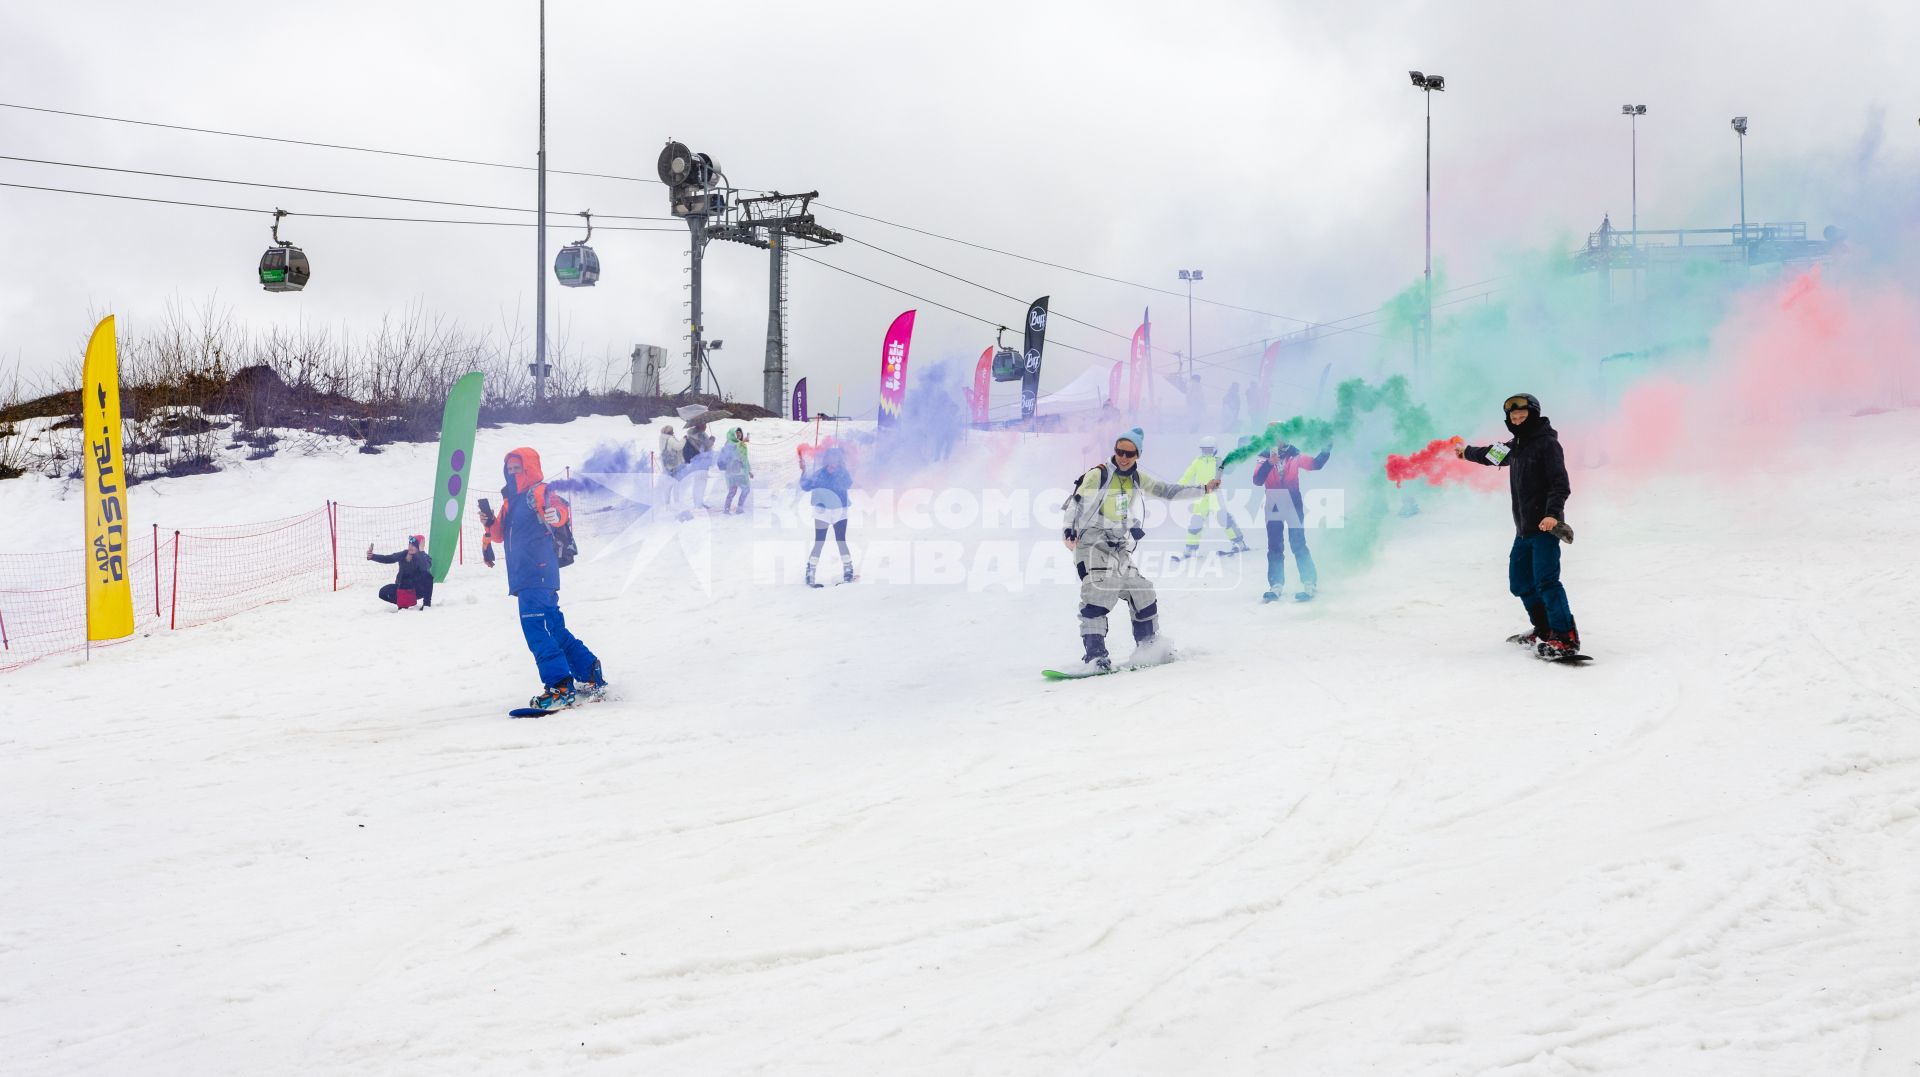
[843,561,856,584]
[1079,634,1112,674]
[574,661,608,701]
[528,677,578,712]
[1223,537,1251,557]
[804,563,823,589]
[1535,628,1582,661]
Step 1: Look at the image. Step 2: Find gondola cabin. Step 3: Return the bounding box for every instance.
[555,242,600,287]
[259,244,311,292]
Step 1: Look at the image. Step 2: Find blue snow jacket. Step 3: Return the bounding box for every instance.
[482,446,570,596]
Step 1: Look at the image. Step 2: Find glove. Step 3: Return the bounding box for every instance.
[542,506,562,526]
[1129,526,1146,541]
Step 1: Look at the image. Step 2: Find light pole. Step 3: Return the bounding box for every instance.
[1731,115,1748,254]
[1410,70,1445,373]
[1621,105,1646,243]
[1178,269,1203,379]
[533,0,548,401]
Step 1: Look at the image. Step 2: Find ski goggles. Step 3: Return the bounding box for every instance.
[1503,396,1536,414]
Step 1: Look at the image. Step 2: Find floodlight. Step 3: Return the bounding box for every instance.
[1731,116,1748,135]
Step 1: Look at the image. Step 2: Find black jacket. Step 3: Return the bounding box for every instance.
[1464,415,1569,536]
[371,549,436,597]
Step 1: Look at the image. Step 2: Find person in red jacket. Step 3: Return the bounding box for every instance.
[1251,442,1330,603]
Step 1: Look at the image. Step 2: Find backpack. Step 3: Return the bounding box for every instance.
[523,483,579,568]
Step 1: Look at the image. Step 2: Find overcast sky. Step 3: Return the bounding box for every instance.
[2,0,1914,413]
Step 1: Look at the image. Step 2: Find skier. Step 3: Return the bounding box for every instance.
[1172,436,1249,562]
[720,427,753,515]
[1061,427,1219,672]
[658,424,685,511]
[366,534,434,609]
[1456,392,1581,658]
[679,426,715,515]
[1252,442,1330,602]
[480,447,606,710]
[800,444,855,588]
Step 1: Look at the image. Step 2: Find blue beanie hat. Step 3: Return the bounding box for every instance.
[1115,427,1145,454]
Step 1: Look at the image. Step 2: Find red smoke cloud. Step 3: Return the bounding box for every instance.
[1385,436,1506,491]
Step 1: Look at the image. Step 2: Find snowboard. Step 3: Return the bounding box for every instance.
[1042,654,1175,680]
[1504,633,1593,664]
[507,686,608,717]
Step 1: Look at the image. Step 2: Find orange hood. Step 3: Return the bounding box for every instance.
[504,446,545,492]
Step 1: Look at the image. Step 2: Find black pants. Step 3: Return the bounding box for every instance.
[379,582,432,607]
[810,518,849,560]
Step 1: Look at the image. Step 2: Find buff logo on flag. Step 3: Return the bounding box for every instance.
[877,310,916,428]
[792,377,809,421]
[428,372,483,584]
[1020,296,1049,421]
[82,315,134,641]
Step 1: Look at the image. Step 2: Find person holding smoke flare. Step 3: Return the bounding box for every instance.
[1251,441,1330,603]
[1061,427,1219,672]
[800,444,855,588]
[1172,436,1249,562]
[1456,393,1582,658]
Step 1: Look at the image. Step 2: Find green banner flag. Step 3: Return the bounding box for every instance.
[429,372,484,583]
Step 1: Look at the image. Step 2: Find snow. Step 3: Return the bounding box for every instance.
[3,411,1920,1075]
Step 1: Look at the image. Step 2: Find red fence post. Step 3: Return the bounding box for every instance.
[169,530,181,630]
[328,501,339,592]
[152,523,160,617]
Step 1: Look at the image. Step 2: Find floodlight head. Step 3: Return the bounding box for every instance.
[1192,270,1205,281]
[1429,75,1445,91]
[1635,104,1647,115]
[1179,269,1192,281]
[1409,70,1424,86]
[1731,116,1748,135]
[710,340,724,350]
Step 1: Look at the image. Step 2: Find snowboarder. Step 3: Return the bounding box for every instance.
[1456,393,1582,658]
[366,534,434,609]
[480,447,606,710]
[720,427,753,515]
[1061,427,1219,672]
[1252,442,1330,602]
[800,444,855,588]
[1172,436,1249,562]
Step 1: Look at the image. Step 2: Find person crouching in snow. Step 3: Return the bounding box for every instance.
[1173,435,1248,562]
[367,534,434,609]
[1061,427,1218,672]
[720,427,753,515]
[1455,392,1582,658]
[480,447,606,710]
[800,444,855,588]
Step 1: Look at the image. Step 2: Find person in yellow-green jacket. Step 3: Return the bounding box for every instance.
[1171,436,1250,562]
[1060,427,1219,673]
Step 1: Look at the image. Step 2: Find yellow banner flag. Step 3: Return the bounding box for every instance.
[83,316,134,641]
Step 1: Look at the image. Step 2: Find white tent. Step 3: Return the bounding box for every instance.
[1035,366,1111,415]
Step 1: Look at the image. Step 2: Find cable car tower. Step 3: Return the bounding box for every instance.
[657,140,843,406]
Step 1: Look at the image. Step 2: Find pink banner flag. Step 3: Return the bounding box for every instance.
[1129,322,1148,412]
[876,310,916,428]
[971,346,992,424]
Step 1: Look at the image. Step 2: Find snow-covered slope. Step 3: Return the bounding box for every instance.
[3,412,1919,1075]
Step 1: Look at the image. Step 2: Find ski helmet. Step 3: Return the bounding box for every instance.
[407,534,425,548]
[1199,435,1217,453]
[1502,393,1542,415]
